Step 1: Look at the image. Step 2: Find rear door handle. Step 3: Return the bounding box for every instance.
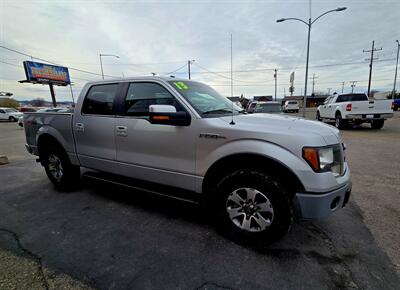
[116,125,128,137]
[75,123,84,132]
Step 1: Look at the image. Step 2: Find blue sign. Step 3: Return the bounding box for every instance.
[23,61,70,85]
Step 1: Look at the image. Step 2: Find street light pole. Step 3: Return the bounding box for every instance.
[392,40,400,100]
[99,53,120,80]
[303,18,311,117]
[276,7,347,117]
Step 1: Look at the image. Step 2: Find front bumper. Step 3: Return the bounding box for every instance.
[294,182,352,220]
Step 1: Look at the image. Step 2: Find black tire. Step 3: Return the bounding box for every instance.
[316,111,322,121]
[214,169,293,245]
[9,116,17,122]
[371,119,384,129]
[41,143,80,190]
[335,113,346,129]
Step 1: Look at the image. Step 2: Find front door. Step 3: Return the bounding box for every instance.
[115,81,197,191]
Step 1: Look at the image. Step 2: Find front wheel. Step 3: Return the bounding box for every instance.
[371,119,384,129]
[41,144,80,190]
[215,169,293,244]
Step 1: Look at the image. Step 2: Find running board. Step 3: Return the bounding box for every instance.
[82,171,202,205]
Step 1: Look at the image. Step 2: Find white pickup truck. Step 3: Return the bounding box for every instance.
[316,93,394,129]
[23,77,352,243]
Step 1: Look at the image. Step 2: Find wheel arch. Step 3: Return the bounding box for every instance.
[202,153,305,199]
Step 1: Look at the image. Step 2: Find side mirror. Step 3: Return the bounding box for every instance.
[149,105,191,126]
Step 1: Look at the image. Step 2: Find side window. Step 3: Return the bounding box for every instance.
[124,82,183,116]
[336,95,349,103]
[0,109,4,113]
[82,84,119,115]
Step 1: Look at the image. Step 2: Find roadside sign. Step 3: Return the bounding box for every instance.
[23,61,70,86]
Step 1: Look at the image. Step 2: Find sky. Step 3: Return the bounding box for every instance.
[0,0,399,102]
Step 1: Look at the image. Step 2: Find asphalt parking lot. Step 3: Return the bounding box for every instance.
[0,112,399,290]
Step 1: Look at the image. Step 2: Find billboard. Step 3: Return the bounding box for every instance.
[23,61,70,86]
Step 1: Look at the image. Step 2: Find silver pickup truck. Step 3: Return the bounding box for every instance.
[23,77,352,243]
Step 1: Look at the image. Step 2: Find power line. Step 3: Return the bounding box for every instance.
[0,45,118,78]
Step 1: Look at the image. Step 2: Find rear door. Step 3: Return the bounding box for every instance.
[74,83,121,172]
[114,81,197,191]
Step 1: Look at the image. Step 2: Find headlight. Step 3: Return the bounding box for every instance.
[303,145,344,176]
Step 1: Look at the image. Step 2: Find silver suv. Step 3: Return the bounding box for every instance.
[23,77,351,243]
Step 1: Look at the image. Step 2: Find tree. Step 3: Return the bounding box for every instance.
[30,98,46,107]
[0,98,19,109]
[386,92,400,99]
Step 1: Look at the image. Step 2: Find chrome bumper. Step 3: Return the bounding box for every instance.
[294,182,352,220]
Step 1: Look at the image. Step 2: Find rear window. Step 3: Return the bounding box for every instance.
[82,84,119,115]
[288,101,298,105]
[337,94,367,102]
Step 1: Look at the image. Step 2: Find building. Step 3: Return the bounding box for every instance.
[253,95,273,102]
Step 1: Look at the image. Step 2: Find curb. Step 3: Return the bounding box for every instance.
[0,155,9,165]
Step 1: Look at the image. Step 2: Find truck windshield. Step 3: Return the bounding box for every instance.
[168,80,242,117]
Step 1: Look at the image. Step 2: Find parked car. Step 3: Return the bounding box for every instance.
[316,93,393,129]
[254,102,283,114]
[283,101,300,113]
[19,107,37,113]
[246,101,258,113]
[392,99,400,111]
[24,77,351,243]
[18,116,24,127]
[0,107,23,122]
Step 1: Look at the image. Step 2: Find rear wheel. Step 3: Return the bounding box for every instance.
[9,116,17,122]
[335,113,346,129]
[41,143,80,190]
[316,111,322,121]
[371,119,384,129]
[214,169,293,244]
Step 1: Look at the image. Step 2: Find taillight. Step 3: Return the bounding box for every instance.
[346,103,352,111]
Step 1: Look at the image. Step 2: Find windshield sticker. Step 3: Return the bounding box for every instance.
[173,81,188,90]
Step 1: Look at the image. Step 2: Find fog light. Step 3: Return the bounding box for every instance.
[330,196,341,210]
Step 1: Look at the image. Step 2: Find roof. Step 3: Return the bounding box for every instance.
[85,76,190,86]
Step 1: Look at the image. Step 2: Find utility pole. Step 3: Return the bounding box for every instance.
[392,40,400,100]
[274,69,278,101]
[363,40,382,98]
[327,88,332,95]
[341,81,345,93]
[309,73,318,94]
[350,81,357,93]
[230,34,233,100]
[187,60,195,80]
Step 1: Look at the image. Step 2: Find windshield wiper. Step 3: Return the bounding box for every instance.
[202,108,233,115]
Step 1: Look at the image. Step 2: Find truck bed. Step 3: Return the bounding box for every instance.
[23,112,76,156]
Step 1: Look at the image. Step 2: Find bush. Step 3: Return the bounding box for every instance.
[0,98,20,109]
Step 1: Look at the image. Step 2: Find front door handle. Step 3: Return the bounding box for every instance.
[116,125,128,137]
[75,123,84,132]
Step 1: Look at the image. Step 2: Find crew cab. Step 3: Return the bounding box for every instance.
[316,93,393,129]
[23,77,352,243]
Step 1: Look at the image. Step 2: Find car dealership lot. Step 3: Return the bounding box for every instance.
[0,112,399,289]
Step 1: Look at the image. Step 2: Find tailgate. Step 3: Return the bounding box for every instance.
[351,100,393,115]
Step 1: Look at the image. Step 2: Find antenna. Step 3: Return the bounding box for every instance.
[230,33,235,125]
